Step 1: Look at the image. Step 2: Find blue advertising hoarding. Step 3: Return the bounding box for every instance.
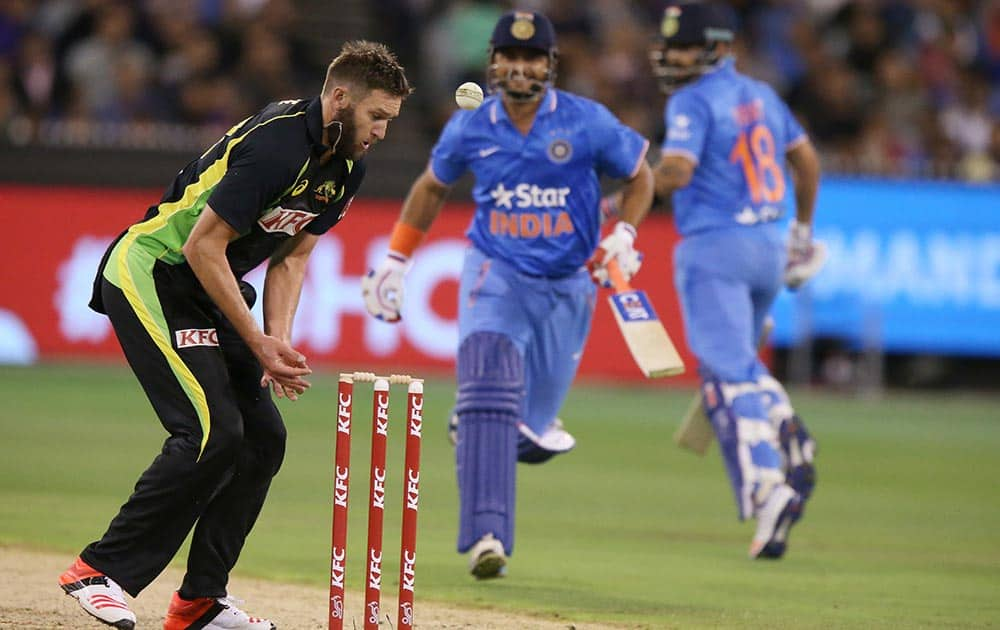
[771,177,1000,356]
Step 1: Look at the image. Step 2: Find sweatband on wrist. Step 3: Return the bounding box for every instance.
[388,221,426,258]
[790,220,812,240]
[615,221,637,243]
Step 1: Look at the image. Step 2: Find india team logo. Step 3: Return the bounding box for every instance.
[547,139,572,164]
[661,6,681,38]
[511,13,536,40]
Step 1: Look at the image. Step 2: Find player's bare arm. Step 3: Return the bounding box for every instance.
[183,205,311,382]
[265,230,319,342]
[787,139,820,225]
[361,167,452,323]
[399,167,453,230]
[617,160,655,228]
[653,154,695,199]
[784,137,826,289]
[260,230,320,399]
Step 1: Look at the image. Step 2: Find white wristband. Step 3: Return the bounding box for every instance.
[613,221,637,246]
[790,220,811,241]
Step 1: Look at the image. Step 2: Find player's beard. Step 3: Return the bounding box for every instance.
[330,103,362,160]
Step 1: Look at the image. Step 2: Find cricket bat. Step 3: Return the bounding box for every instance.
[673,317,774,455]
[606,259,685,378]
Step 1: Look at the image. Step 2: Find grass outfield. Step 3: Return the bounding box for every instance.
[2,363,998,628]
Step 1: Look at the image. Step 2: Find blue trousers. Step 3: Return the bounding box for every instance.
[454,246,595,553]
[675,227,787,518]
[458,246,596,437]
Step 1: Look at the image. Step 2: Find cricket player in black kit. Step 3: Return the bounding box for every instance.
[58,41,411,630]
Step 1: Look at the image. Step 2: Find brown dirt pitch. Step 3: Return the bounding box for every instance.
[1,546,606,629]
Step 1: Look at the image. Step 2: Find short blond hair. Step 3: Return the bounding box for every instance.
[322,40,413,98]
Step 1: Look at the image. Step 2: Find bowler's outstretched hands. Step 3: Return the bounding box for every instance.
[255,335,311,400]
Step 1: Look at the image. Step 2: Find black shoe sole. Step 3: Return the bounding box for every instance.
[755,497,803,560]
[471,552,506,579]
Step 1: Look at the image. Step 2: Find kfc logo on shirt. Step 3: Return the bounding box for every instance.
[258,206,316,235]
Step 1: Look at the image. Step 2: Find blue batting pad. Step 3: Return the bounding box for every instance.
[757,374,794,424]
[703,377,785,520]
[457,246,595,440]
[455,332,523,555]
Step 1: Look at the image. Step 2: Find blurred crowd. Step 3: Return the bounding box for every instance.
[2,0,998,182]
[381,0,1000,182]
[0,0,319,133]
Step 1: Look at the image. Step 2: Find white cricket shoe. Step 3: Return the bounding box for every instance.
[164,592,275,629]
[59,557,136,629]
[468,533,507,579]
[449,413,576,463]
[749,484,803,559]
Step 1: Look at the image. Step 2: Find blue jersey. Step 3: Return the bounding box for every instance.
[662,58,806,237]
[431,89,648,277]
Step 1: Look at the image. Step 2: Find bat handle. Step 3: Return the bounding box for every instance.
[606,258,631,292]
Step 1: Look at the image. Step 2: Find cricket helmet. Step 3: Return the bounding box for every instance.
[487,10,558,102]
[650,2,736,93]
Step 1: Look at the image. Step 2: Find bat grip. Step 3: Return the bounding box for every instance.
[606,258,631,292]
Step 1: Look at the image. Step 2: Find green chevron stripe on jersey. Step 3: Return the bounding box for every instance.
[126,110,307,265]
[113,237,213,459]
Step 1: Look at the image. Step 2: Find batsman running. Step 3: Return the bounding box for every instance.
[362,10,653,578]
[644,3,821,558]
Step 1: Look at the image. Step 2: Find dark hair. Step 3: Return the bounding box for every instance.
[322,40,413,98]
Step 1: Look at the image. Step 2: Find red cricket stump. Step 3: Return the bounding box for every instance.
[364,379,390,630]
[328,377,353,630]
[396,381,423,630]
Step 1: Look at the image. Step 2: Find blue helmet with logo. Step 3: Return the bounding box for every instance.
[487,10,558,102]
[649,2,736,93]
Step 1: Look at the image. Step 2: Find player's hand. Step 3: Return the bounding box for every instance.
[588,221,643,287]
[784,220,828,290]
[261,370,310,401]
[362,253,408,322]
[254,336,311,399]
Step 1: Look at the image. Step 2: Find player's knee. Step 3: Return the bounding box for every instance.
[702,377,768,441]
[204,421,245,464]
[455,332,524,421]
[253,416,287,477]
[239,399,286,474]
[757,374,794,424]
[697,354,760,386]
[700,378,732,441]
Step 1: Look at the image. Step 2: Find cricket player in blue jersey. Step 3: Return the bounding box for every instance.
[362,10,653,578]
[647,2,823,558]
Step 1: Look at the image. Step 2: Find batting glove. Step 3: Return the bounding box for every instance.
[784,220,828,290]
[588,221,643,287]
[362,252,408,322]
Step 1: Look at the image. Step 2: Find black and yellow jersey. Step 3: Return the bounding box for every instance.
[94,96,365,310]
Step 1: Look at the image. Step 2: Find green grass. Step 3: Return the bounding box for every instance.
[2,363,999,628]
